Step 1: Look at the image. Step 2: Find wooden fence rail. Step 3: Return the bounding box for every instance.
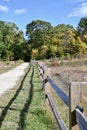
[46,76,69,106]
[47,93,67,130]
[76,107,87,130]
[36,61,87,130]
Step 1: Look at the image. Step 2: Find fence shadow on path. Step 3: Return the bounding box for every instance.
[0,65,31,128]
[17,65,34,130]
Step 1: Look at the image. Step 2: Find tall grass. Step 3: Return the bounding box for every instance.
[50,58,87,129]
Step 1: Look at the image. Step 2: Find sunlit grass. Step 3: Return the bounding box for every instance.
[0,63,57,130]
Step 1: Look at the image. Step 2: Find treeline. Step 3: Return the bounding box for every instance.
[0,17,87,61]
[26,17,87,60]
[0,21,31,61]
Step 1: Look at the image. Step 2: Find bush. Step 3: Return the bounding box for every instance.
[51,61,59,66]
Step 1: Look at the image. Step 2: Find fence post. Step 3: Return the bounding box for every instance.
[69,82,87,130]
[37,62,44,88]
[44,66,52,109]
[69,82,80,130]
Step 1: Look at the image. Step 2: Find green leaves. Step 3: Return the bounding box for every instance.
[0,17,87,61]
[77,17,87,36]
[0,20,27,61]
[26,19,87,60]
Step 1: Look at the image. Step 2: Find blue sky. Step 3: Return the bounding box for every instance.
[0,0,87,33]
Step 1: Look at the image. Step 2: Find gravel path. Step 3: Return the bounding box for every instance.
[0,63,29,96]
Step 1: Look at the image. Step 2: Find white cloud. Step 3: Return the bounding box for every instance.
[0,5,8,12]
[68,2,87,17]
[15,9,27,14]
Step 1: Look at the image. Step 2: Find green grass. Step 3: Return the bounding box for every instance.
[0,63,57,130]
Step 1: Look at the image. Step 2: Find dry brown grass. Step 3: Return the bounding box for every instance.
[51,59,87,84]
[0,61,23,74]
[50,61,60,66]
[44,59,87,129]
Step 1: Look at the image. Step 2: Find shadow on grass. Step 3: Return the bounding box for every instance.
[17,65,34,130]
[0,65,31,128]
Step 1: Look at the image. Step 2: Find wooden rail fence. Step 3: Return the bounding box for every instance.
[36,61,87,130]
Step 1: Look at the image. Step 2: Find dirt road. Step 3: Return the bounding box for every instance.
[0,63,29,96]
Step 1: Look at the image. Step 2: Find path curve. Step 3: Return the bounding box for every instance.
[0,63,29,96]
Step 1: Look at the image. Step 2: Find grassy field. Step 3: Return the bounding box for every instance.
[51,59,87,92]
[0,63,57,130]
[0,59,87,129]
[47,58,87,129]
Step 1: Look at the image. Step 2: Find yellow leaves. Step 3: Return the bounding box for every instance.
[50,45,57,53]
[76,37,82,44]
[41,45,48,54]
[32,49,38,59]
[41,45,48,51]
[52,36,60,42]
[38,45,48,58]
[32,49,38,54]
[66,30,75,37]
[52,37,58,43]
[83,35,87,43]
[76,36,87,54]
[83,35,87,39]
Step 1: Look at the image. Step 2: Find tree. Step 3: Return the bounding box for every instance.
[51,24,76,57]
[26,20,53,59]
[26,20,53,45]
[0,20,27,61]
[26,19,87,60]
[77,17,87,38]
